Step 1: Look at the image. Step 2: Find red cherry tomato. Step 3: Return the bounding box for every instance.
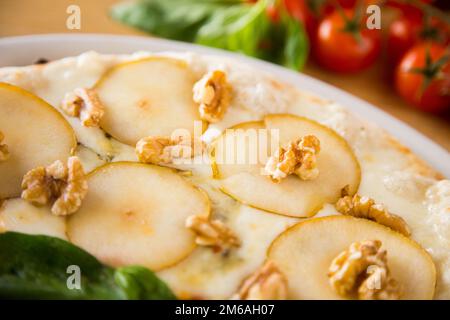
[283,0,318,41]
[283,0,370,39]
[266,3,280,23]
[395,42,450,113]
[386,0,434,23]
[322,0,382,15]
[314,9,382,73]
[322,0,357,14]
[388,15,450,66]
[387,17,423,65]
[336,0,358,7]
[284,0,357,22]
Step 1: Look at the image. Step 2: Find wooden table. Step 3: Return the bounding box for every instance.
[1,0,449,151]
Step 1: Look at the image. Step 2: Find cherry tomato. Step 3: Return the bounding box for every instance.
[266,3,280,23]
[284,0,357,23]
[322,0,383,15]
[395,42,450,113]
[282,0,370,39]
[283,0,318,41]
[386,0,434,23]
[322,0,357,14]
[387,17,423,65]
[388,15,450,65]
[314,9,382,73]
[336,0,358,7]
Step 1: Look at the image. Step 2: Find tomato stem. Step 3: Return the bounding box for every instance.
[409,45,450,97]
[333,0,363,43]
[306,0,327,17]
[418,12,447,44]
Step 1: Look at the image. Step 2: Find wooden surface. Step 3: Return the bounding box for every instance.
[1,0,449,151]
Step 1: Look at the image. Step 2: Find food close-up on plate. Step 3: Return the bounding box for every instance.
[0,34,448,301]
[0,0,450,304]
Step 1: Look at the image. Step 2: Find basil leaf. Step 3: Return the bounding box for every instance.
[0,232,175,300]
[111,0,240,42]
[282,14,309,70]
[196,1,271,58]
[111,0,309,70]
[114,266,176,300]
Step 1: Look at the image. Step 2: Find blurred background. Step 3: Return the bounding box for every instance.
[0,0,449,150]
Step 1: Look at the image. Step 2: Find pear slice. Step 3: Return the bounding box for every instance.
[67,162,210,271]
[211,120,268,179]
[0,83,76,199]
[94,57,204,145]
[268,216,436,300]
[212,114,361,217]
[0,198,67,240]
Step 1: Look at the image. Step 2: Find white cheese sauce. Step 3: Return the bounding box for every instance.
[0,51,448,299]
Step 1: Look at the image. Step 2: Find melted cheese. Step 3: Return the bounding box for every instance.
[0,51,448,299]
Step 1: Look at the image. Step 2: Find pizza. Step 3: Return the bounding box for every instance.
[0,51,448,300]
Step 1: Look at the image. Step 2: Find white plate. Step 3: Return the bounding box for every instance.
[0,34,449,177]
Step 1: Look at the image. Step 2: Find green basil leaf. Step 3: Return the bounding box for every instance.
[111,0,309,70]
[195,1,271,58]
[0,232,175,300]
[111,0,240,41]
[282,14,309,70]
[115,266,176,300]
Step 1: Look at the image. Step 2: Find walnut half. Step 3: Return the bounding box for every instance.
[0,131,9,161]
[61,88,104,127]
[232,261,288,300]
[136,136,173,164]
[193,70,231,123]
[336,189,411,237]
[263,135,320,183]
[21,156,88,216]
[185,214,240,252]
[136,134,199,165]
[328,240,402,300]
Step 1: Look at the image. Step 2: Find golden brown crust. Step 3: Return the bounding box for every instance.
[385,135,444,180]
[298,90,444,181]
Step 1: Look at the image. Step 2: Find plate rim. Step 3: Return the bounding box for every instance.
[0,33,448,177]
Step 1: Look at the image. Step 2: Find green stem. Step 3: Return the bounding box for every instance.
[409,45,450,97]
[333,0,364,43]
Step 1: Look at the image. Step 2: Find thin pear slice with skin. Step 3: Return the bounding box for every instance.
[0,83,76,199]
[0,198,67,240]
[211,120,268,179]
[67,162,210,271]
[212,114,361,218]
[268,216,436,300]
[94,57,205,146]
